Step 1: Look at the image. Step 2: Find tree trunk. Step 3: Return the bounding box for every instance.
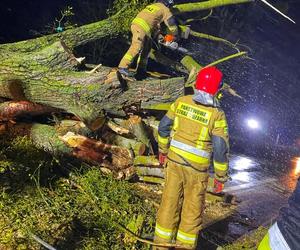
[3,121,134,172]
[0,101,58,121]
[0,62,185,129]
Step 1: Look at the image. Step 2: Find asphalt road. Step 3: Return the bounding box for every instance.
[198,153,299,249]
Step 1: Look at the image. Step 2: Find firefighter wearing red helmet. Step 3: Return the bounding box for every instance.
[153,66,229,250]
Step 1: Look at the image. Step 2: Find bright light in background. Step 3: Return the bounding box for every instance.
[293,157,300,175]
[231,172,251,182]
[247,119,259,129]
[231,156,255,182]
[232,156,254,170]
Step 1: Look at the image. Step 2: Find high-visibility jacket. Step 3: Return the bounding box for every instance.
[258,178,300,250]
[132,2,178,37]
[158,95,229,178]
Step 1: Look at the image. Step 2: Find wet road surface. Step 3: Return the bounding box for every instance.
[198,153,299,249]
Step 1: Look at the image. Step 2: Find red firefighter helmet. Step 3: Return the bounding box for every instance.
[195,66,223,95]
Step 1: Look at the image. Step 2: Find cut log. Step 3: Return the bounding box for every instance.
[121,115,151,147]
[136,166,164,178]
[2,121,133,173]
[60,132,133,170]
[138,176,164,185]
[0,101,58,121]
[102,130,146,156]
[133,156,160,167]
[107,120,130,135]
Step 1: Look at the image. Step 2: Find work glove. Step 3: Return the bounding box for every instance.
[158,152,167,166]
[215,174,229,183]
[213,178,224,194]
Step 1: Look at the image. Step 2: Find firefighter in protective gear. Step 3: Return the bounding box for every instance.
[118,0,178,77]
[153,66,229,250]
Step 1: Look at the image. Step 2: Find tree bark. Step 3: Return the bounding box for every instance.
[0,63,185,128]
[173,0,252,14]
[0,101,58,121]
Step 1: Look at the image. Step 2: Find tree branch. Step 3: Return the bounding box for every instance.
[174,0,253,14]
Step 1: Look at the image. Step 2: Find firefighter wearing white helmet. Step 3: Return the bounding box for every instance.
[118,0,178,78]
[153,66,230,250]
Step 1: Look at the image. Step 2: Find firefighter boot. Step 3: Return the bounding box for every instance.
[118,68,135,77]
[135,67,149,80]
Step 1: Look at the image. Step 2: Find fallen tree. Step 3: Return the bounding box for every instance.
[0,0,251,178]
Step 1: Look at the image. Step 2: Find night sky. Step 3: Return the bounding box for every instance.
[0,0,299,148]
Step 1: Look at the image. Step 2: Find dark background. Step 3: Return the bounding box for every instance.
[0,0,299,152]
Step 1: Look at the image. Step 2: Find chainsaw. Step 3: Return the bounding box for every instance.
[158,34,191,55]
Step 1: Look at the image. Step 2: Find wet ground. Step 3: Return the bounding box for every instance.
[197,152,300,249]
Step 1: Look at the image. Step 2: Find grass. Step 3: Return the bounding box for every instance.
[222,226,268,250]
[0,136,156,249]
[0,135,270,250]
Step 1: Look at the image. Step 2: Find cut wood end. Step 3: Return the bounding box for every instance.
[88,117,106,131]
[128,115,142,125]
[75,57,86,64]
[59,132,85,148]
[107,121,130,135]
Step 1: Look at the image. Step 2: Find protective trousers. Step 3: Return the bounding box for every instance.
[118,24,152,71]
[153,160,209,250]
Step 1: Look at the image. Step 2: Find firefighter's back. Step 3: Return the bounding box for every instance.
[134,3,172,33]
[168,95,225,170]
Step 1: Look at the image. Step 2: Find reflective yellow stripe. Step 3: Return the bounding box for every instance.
[155,223,174,240]
[266,223,291,249]
[258,233,271,250]
[124,53,133,62]
[170,103,176,112]
[132,17,151,35]
[173,117,179,131]
[196,127,208,149]
[144,4,160,14]
[137,54,141,65]
[170,146,210,164]
[175,102,212,125]
[170,116,179,139]
[214,161,228,171]
[176,230,197,244]
[171,140,210,158]
[158,134,169,145]
[214,120,227,128]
